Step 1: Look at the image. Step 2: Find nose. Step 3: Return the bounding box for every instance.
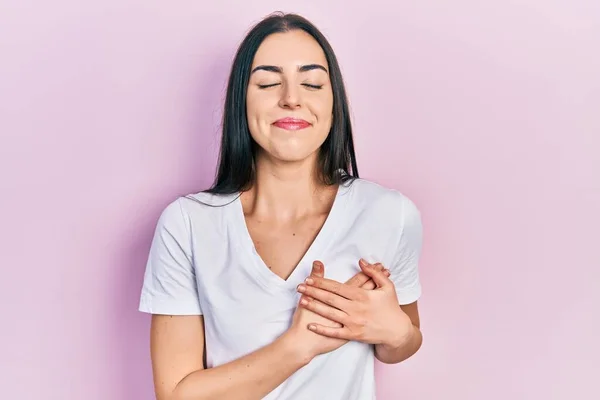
[278,83,301,109]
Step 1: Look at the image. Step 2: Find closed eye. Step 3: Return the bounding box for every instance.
[257,83,280,89]
[256,83,323,90]
[302,83,323,90]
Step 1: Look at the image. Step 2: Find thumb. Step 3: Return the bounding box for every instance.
[311,260,325,278]
[359,259,390,288]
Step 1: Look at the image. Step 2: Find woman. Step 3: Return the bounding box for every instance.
[139,12,424,400]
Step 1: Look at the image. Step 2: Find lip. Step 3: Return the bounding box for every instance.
[272,117,311,131]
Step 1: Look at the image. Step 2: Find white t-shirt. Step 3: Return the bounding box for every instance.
[139,178,423,400]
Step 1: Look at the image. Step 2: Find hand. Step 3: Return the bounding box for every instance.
[285,261,390,361]
[296,259,415,348]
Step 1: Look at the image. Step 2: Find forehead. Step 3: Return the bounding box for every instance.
[251,30,328,69]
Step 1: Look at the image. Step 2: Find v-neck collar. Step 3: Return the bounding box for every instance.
[229,183,350,292]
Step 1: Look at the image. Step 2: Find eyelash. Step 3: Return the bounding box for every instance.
[257,83,323,90]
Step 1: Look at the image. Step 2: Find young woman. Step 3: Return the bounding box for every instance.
[139,12,424,400]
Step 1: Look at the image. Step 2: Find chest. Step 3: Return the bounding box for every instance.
[244,213,328,281]
[197,227,397,365]
[195,215,398,317]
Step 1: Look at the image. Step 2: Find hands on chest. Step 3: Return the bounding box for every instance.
[291,259,416,357]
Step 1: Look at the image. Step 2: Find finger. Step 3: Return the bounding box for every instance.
[359,259,392,288]
[361,278,376,290]
[299,296,343,328]
[304,276,361,300]
[297,283,350,310]
[307,323,353,340]
[361,269,390,290]
[345,271,370,287]
[346,263,385,287]
[311,260,325,278]
[299,296,349,325]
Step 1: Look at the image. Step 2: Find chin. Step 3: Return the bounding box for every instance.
[260,144,320,164]
[252,130,327,164]
[271,150,317,163]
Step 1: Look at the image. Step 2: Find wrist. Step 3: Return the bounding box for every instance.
[277,330,314,367]
[382,324,417,350]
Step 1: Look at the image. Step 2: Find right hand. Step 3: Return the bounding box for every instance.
[285,260,389,362]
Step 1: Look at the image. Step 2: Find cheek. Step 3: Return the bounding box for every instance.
[246,90,280,120]
[245,92,260,120]
[312,90,333,118]
[312,96,334,128]
[245,92,269,135]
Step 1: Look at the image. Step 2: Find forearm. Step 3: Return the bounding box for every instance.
[170,333,310,400]
[374,325,422,364]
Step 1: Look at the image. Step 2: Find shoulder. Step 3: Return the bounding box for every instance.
[179,191,240,213]
[344,178,421,225]
[155,191,239,234]
[154,197,187,231]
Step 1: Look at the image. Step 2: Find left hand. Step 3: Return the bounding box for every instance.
[296,259,415,348]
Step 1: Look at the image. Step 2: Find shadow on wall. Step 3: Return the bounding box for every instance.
[110,51,232,400]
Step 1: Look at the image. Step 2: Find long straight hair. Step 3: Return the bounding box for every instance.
[206,12,359,195]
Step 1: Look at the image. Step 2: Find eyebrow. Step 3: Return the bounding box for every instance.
[250,64,328,74]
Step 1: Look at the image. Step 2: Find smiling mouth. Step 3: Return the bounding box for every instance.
[272,118,311,131]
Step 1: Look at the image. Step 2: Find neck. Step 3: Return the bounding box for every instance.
[243,152,336,221]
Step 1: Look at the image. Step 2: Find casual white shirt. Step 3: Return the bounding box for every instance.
[139,178,423,400]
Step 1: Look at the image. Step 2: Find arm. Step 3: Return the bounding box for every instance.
[374,301,422,364]
[142,200,308,400]
[151,314,309,400]
[375,194,424,364]
[151,261,377,400]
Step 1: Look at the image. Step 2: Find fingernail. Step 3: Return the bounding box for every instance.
[297,284,306,293]
[308,324,316,331]
[359,258,368,267]
[313,261,321,271]
[300,298,308,305]
[305,278,314,285]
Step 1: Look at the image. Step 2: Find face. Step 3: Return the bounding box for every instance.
[246,30,334,163]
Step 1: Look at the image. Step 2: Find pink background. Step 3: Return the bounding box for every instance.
[1,1,599,399]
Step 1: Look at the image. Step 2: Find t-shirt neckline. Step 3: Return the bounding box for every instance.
[229,183,350,292]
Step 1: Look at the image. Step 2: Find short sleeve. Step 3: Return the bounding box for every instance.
[390,195,423,305]
[138,198,203,315]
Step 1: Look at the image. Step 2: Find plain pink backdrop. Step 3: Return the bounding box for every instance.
[1,1,598,399]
